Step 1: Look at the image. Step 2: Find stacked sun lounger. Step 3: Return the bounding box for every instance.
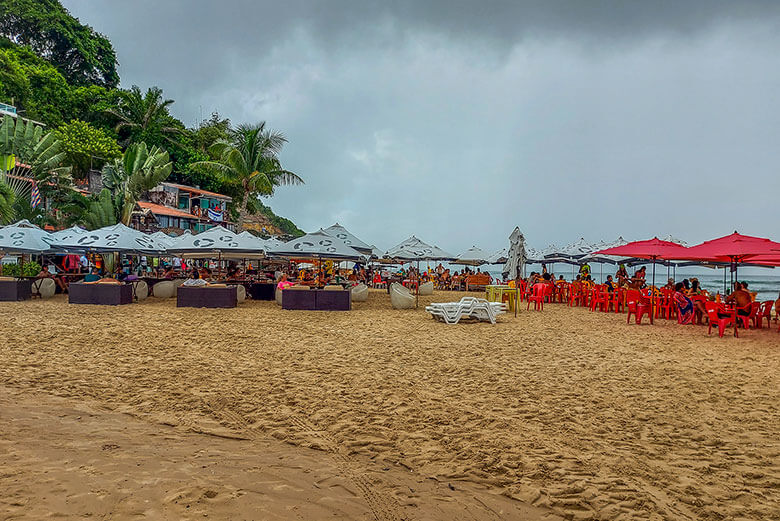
[425,297,506,324]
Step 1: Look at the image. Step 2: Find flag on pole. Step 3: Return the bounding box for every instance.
[30,180,42,208]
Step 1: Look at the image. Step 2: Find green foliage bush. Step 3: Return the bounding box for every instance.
[1,260,40,277]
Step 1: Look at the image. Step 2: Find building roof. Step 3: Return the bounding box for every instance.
[137,201,196,219]
[161,182,232,201]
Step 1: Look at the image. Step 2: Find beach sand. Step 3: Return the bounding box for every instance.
[0,290,778,520]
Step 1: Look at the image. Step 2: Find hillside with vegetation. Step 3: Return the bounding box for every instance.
[0,0,304,236]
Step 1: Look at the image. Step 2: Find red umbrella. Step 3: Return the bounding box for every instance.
[594,238,689,324]
[670,232,780,263]
[594,237,689,260]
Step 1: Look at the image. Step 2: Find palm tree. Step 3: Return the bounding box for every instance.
[192,122,303,217]
[101,142,173,225]
[105,85,183,146]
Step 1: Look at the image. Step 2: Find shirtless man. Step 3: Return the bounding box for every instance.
[725,282,753,317]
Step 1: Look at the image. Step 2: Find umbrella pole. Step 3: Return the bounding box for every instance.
[651,258,656,325]
[416,260,419,309]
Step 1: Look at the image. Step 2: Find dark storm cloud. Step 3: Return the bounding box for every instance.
[61,1,780,252]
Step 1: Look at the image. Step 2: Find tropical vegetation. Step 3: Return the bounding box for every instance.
[0,0,303,234]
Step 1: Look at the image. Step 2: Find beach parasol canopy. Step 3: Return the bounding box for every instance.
[0,219,53,253]
[166,225,265,257]
[322,223,373,254]
[51,223,169,254]
[593,237,689,260]
[453,246,490,266]
[47,225,88,243]
[502,227,526,280]
[668,232,780,263]
[269,229,365,261]
[148,231,176,247]
[384,235,456,261]
[487,248,508,265]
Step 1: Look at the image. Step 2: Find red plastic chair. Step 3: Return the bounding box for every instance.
[735,303,754,329]
[590,286,608,312]
[755,301,774,328]
[544,283,554,303]
[527,283,546,311]
[656,290,675,320]
[625,289,652,324]
[704,302,737,338]
[568,282,581,307]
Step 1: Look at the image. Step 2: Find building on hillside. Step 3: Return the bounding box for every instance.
[131,182,235,234]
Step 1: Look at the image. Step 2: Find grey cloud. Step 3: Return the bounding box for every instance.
[60,1,780,253]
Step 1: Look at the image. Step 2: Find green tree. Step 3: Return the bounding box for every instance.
[63,188,118,230]
[195,112,230,153]
[55,119,121,179]
[192,122,303,219]
[0,0,119,87]
[0,37,70,126]
[105,85,183,147]
[0,115,71,203]
[101,142,173,225]
[68,85,122,131]
[0,179,15,224]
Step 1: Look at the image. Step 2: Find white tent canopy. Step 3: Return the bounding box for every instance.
[51,223,169,254]
[47,225,87,243]
[149,231,176,247]
[0,220,53,254]
[487,248,509,265]
[385,235,455,261]
[322,223,372,254]
[269,229,365,261]
[453,246,490,266]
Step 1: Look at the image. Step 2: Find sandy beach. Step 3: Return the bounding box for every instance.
[1,290,778,520]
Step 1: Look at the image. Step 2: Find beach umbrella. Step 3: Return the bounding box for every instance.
[668,232,780,293]
[322,223,373,255]
[487,248,509,265]
[149,231,176,247]
[502,227,527,317]
[51,223,169,255]
[48,225,88,243]
[595,237,690,323]
[385,236,455,307]
[270,229,365,261]
[453,246,490,266]
[0,219,52,254]
[166,226,265,257]
[384,236,456,262]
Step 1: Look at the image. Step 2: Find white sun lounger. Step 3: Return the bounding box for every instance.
[426,297,506,324]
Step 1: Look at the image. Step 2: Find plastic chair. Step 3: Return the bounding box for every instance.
[735,303,754,329]
[590,286,608,312]
[625,289,652,324]
[527,283,546,311]
[755,301,774,329]
[705,302,737,338]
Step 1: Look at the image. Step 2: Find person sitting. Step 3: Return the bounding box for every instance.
[277,273,294,291]
[605,275,615,293]
[199,267,213,281]
[725,282,752,319]
[83,267,101,282]
[673,282,695,324]
[37,265,68,292]
[664,278,675,290]
[182,268,208,287]
[688,278,702,295]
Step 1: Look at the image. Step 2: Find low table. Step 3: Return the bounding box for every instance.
[282,289,351,311]
[0,279,33,301]
[177,286,237,308]
[69,282,133,305]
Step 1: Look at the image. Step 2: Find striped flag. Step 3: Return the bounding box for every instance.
[30,180,41,208]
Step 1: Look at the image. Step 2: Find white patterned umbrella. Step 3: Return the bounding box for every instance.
[322,223,372,254]
[0,220,52,254]
[166,226,264,256]
[269,229,365,261]
[502,227,526,280]
[453,246,490,266]
[385,236,455,261]
[51,223,168,254]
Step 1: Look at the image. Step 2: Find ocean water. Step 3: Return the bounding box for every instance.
[433,261,780,303]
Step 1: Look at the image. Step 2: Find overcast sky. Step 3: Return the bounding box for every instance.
[61,1,780,253]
